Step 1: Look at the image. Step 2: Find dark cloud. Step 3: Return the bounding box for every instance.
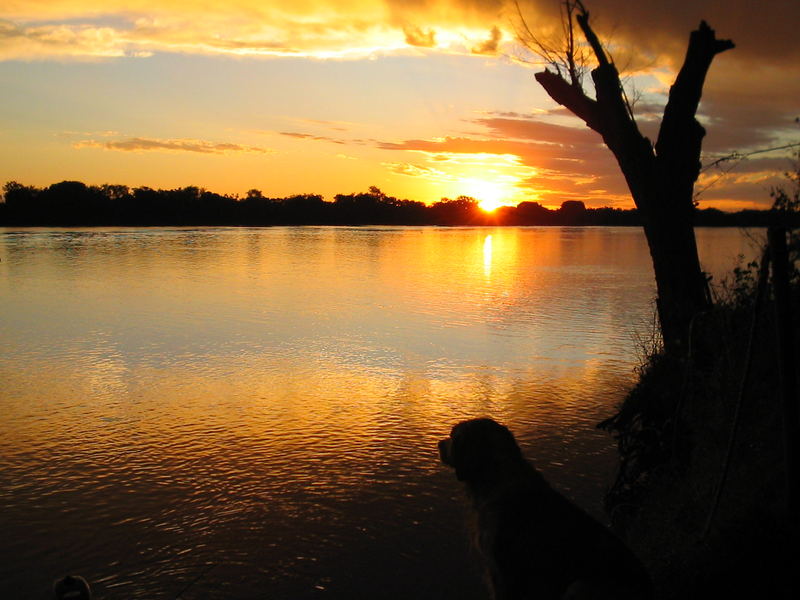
[512,0,799,183]
[697,176,786,206]
[699,66,800,154]
[515,0,800,66]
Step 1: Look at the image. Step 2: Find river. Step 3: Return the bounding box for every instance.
[0,226,761,599]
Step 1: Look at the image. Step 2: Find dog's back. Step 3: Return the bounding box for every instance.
[478,474,651,599]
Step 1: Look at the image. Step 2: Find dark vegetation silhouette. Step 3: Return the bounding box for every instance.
[0,179,787,228]
[599,162,800,599]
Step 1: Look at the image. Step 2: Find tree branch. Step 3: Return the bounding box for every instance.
[534,69,601,132]
[574,3,609,67]
[663,21,734,125]
[573,4,637,150]
[656,21,735,204]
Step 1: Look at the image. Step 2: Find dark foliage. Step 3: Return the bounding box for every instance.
[599,285,798,599]
[599,163,800,598]
[0,180,791,227]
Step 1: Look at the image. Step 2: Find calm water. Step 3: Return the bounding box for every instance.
[0,226,760,599]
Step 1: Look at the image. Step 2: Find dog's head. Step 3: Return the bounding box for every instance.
[438,418,523,482]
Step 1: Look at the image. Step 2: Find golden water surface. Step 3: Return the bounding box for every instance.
[0,226,760,599]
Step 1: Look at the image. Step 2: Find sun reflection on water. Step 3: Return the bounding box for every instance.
[483,234,493,278]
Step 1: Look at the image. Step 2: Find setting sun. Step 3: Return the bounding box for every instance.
[464,178,508,212]
[478,197,502,212]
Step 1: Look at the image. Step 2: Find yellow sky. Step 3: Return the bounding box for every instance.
[1,1,797,209]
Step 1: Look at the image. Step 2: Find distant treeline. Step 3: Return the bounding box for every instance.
[0,180,791,227]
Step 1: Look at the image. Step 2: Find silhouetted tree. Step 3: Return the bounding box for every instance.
[333,186,428,224]
[518,0,733,351]
[241,190,280,224]
[2,179,786,228]
[100,184,131,202]
[280,194,329,223]
[2,181,38,222]
[37,181,107,225]
[558,200,587,224]
[130,186,163,224]
[334,187,389,223]
[430,196,484,225]
[513,200,553,225]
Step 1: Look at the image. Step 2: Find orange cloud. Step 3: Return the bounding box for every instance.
[0,1,508,60]
[472,26,501,54]
[279,132,347,145]
[383,161,445,178]
[73,137,272,154]
[403,25,436,48]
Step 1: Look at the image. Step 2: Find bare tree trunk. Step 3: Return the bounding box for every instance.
[533,11,733,352]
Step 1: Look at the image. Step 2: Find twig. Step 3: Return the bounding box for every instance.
[701,143,800,173]
[695,142,800,199]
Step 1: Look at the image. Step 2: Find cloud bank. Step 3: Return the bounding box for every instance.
[0,1,506,60]
[1,1,796,65]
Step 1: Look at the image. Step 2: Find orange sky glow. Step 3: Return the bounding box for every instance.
[0,1,797,210]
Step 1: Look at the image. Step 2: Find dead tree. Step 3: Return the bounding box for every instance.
[521,1,734,352]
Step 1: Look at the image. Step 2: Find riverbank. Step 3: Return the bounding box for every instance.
[601,260,799,598]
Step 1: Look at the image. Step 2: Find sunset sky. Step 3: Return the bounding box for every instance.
[1,0,797,210]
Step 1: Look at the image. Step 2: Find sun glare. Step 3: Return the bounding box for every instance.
[478,198,502,212]
[465,179,507,212]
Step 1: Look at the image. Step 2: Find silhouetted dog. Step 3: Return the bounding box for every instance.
[439,418,652,600]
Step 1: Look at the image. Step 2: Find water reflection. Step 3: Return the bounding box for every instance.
[0,226,761,599]
[483,234,493,278]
